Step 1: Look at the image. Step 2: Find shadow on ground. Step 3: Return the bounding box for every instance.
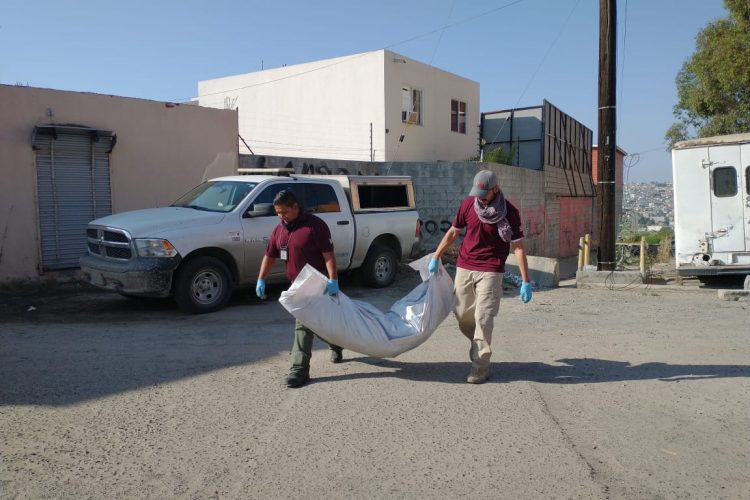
[314,357,750,385]
[0,311,293,406]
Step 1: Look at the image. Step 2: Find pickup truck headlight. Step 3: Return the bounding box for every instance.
[135,239,178,258]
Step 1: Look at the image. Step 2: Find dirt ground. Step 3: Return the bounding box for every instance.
[1,266,748,499]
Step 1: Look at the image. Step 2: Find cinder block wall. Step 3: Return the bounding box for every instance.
[240,155,591,258]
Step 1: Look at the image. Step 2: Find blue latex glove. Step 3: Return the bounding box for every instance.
[520,282,533,303]
[255,279,267,300]
[325,279,339,296]
[428,257,439,274]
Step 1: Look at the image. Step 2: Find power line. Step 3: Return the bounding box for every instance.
[617,0,629,132]
[385,0,527,52]
[487,0,582,146]
[180,0,530,103]
[428,0,457,65]
[627,146,665,156]
[244,138,370,151]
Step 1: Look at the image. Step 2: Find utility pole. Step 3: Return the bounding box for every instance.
[597,0,617,271]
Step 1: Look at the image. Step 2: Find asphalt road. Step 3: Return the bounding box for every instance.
[1,270,748,499]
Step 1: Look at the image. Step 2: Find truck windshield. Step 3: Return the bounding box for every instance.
[171,181,258,213]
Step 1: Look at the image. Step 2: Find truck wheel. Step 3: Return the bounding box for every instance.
[362,244,398,288]
[174,256,232,314]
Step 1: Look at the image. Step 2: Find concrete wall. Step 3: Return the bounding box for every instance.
[199,50,479,163]
[240,155,592,258]
[0,85,238,283]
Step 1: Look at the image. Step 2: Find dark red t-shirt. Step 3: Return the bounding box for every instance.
[265,212,334,282]
[452,197,524,273]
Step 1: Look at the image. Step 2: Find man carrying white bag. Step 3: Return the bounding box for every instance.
[279,254,455,359]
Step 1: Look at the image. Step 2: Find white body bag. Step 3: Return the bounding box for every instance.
[278,255,455,358]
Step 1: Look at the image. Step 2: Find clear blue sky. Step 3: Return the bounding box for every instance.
[1,0,728,183]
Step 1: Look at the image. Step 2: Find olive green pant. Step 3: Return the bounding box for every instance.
[290,319,341,375]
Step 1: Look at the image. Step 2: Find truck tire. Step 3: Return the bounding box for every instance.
[174,256,232,314]
[362,244,398,288]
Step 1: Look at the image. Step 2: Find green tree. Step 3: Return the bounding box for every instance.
[665,0,750,147]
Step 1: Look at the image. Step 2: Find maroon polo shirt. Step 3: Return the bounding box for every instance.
[265,211,333,282]
[452,196,524,273]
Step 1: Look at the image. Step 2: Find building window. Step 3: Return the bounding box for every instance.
[451,99,466,134]
[402,87,422,125]
[713,166,737,197]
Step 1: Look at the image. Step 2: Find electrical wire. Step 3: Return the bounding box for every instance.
[624,152,640,185]
[486,0,583,147]
[428,0,457,65]
[180,0,529,104]
[245,138,370,151]
[391,0,460,168]
[617,0,628,132]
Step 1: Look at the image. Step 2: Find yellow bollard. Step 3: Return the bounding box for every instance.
[640,236,646,275]
[578,236,585,271]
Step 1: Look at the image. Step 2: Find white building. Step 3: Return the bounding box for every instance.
[198,49,479,162]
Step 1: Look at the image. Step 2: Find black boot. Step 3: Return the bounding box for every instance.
[285,371,309,388]
[329,347,343,364]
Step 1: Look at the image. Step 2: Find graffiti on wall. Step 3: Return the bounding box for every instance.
[519,204,546,256]
[558,197,593,258]
[419,219,453,236]
[298,162,375,176]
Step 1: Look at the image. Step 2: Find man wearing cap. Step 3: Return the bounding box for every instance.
[256,189,343,388]
[429,169,532,384]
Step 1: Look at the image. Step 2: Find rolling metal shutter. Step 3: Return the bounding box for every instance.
[33,126,116,270]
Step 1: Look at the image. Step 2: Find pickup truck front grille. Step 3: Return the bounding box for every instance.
[87,226,133,261]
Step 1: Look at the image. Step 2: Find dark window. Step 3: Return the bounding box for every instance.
[451,99,466,134]
[746,166,750,195]
[357,185,409,209]
[246,183,298,217]
[713,167,738,197]
[304,184,341,213]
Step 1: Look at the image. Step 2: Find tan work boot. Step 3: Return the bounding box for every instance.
[466,366,489,384]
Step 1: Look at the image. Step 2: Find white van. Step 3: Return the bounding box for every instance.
[672,133,750,278]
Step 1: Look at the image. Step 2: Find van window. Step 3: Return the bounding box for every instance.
[304,184,341,213]
[713,167,737,197]
[357,185,409,209]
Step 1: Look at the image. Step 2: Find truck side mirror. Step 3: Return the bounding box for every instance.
[246,203,275,217]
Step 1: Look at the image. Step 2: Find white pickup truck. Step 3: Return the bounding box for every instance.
[80,174,421,313]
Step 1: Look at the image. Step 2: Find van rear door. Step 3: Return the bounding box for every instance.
[708,145,746,254]
[742,143,750,253]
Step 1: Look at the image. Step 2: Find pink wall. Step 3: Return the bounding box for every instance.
[519,204,546,257]
[559,197,594,257]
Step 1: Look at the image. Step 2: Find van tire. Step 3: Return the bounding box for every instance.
[174,256,232,314]
[362,244,398,288]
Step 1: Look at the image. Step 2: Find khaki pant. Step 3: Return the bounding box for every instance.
[453,267,503,369]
